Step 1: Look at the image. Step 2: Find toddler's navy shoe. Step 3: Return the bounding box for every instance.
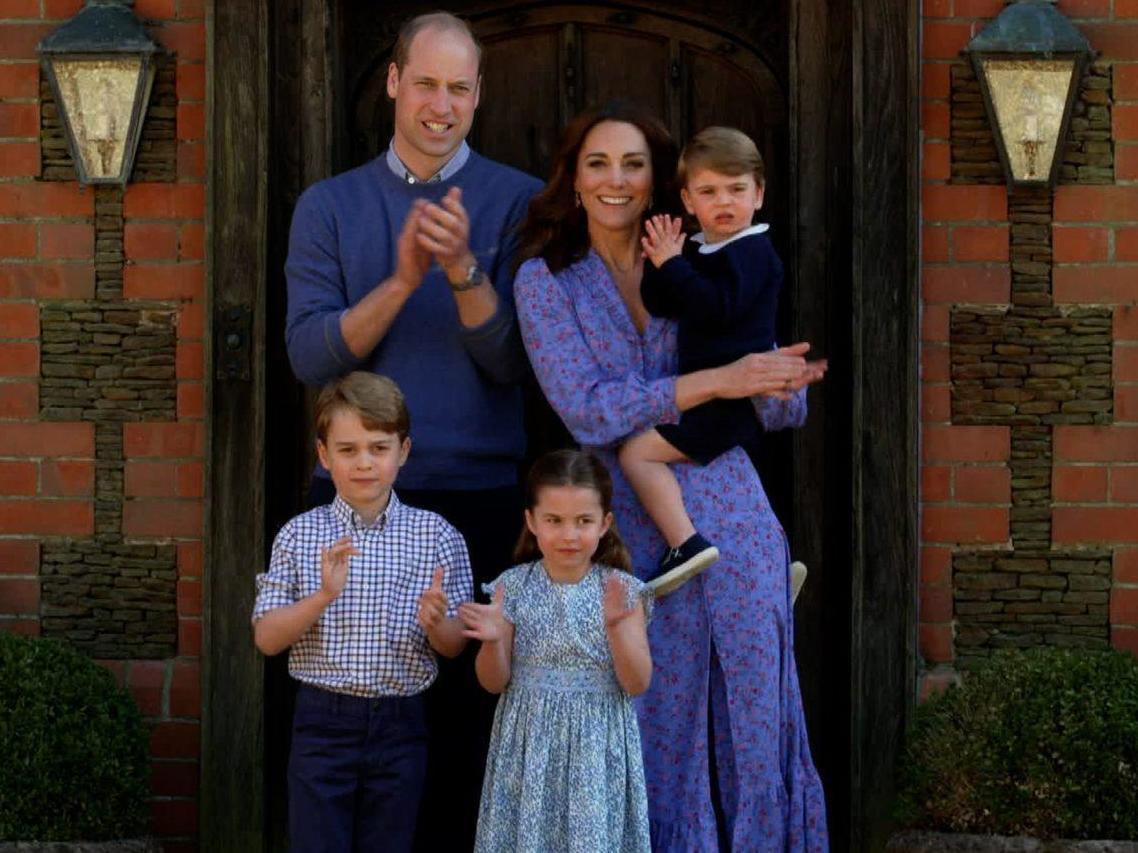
[647,533,719,597]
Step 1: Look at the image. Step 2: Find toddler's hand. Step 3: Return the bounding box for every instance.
[602,574,637,628]
[641,214,685,268]
[458,584,509,642]
[320,537,357,601]
[417,566,449,632]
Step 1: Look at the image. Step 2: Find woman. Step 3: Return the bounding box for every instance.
[512,102,829,851]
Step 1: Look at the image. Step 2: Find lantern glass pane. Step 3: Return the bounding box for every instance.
[981,58,1075,183]
[52,56,143,181]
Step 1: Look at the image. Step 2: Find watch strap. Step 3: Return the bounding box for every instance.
[448,262,484,292]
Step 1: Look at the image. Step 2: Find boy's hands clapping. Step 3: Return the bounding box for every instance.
[417,566,449,632]
[320,537,357,602]
[458,585,509,643]
[641,214,686,268]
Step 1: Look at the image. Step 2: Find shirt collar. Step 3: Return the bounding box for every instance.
[331,490,402,530]
[385,140,471,184]
[691,222,770,254]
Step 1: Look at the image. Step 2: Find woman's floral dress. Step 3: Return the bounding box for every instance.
[514,251,829,852]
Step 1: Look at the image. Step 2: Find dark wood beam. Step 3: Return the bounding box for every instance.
[849,0,921,848]
[203,0,268,849]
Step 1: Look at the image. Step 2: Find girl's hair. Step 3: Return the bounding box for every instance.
[678,125,765,187]
[515,101,679,273]
[513,450,633,572]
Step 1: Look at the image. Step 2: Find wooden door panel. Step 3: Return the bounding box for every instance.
[578,28,670,122]
[473,28,563,178]
[686,48,769,153]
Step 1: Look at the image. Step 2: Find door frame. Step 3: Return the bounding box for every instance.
[204,1,919,849]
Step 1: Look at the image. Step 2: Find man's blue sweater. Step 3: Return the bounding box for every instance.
[285,152,542,490]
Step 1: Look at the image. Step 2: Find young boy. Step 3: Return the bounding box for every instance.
[251,371,471,852]
[620,126,783,597]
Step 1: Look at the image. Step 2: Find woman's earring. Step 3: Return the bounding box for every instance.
[574,191,581,208]
[648,193,655,210]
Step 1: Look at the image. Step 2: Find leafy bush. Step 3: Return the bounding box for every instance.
[895,648,1138,840]
[0,632,149,841]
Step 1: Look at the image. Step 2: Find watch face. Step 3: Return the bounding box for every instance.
[451,263,482,291]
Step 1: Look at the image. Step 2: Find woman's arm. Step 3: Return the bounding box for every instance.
[515,259,681,446]
[514,260,821,446]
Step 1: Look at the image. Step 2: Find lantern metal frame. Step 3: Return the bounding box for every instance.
[37,0,161,186]
[964,0,1094,189]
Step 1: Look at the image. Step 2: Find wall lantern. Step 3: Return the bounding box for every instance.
[965,0,1093,188]
[37,0,160,186]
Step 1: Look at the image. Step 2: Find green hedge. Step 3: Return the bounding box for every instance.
[896,648,1138,840]
[0,633,149,841]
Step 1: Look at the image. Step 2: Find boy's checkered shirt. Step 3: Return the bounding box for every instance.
[252,491,474,697]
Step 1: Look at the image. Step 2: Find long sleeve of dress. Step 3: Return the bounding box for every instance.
[753,387,808,431]
[514,258,680,448]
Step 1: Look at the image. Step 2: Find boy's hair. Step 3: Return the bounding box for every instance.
[513,449,633,572]
[678,126,765,187]
[314,372,410,443]
[391,11,483,75]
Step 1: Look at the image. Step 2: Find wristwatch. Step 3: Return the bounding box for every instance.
[448,262,485,292]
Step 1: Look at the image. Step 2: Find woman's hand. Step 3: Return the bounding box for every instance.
[716,343,828,400]
[459,584,510,642]
[641,214,685,268]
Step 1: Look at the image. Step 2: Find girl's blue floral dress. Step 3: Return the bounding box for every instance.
[474,561,652,853]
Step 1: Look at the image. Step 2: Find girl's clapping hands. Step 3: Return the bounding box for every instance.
[459,585,510,643]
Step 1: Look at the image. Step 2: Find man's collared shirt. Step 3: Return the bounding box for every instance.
[385,139,471,184]
[252,491,473,697]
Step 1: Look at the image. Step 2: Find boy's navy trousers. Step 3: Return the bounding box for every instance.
[287,683,428,853]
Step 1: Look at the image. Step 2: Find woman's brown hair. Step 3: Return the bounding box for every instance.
[513,449,633,572]
[515,101,680,273]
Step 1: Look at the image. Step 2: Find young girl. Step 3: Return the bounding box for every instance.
[459,449,653,852]
[619,126,786,596]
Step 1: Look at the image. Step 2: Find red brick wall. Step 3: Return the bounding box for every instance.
[0,0,205,849]
[921,0,1138,693]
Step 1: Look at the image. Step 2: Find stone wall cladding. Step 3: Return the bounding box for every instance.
[36,188,178,658]
[948,186,1114,661]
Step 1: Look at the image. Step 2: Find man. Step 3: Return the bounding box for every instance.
[284,11,542,850]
